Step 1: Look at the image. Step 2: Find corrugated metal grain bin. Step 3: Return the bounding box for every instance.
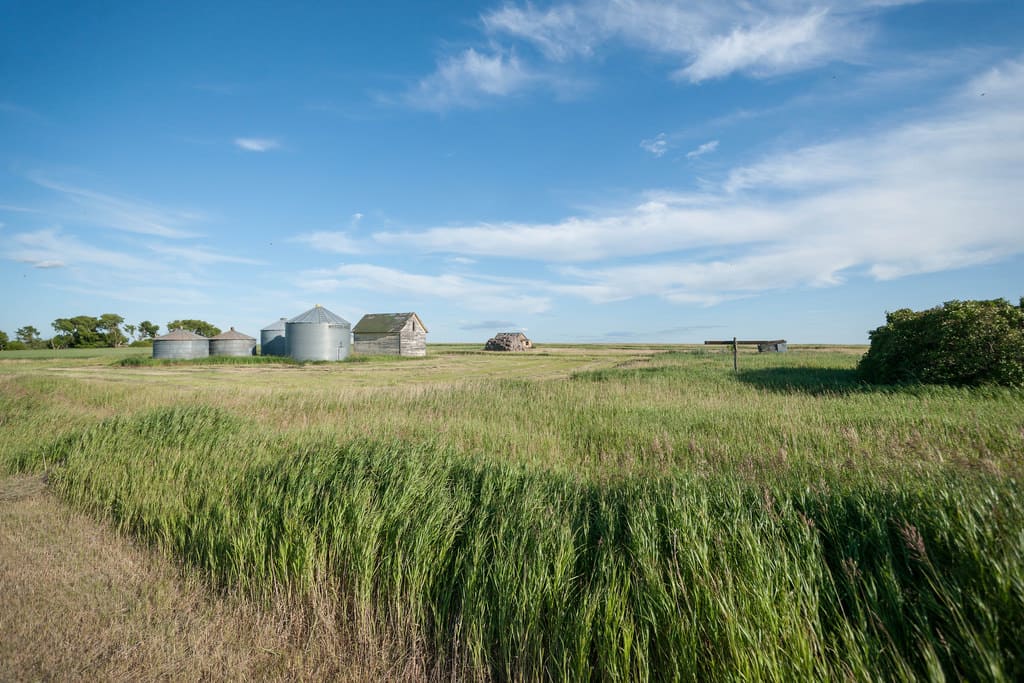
[209,327,256,357]
[286,305,351,361]
[153,328,209,359]
[260,317,288,356]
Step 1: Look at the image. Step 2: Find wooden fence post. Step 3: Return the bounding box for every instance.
[703,338,787,371]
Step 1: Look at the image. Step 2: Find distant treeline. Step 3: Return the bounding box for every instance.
[0,316,219,350]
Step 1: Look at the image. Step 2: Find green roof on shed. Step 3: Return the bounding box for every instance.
[353,312,427,334]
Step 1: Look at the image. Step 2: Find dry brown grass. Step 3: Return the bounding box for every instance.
[0,475,442,682]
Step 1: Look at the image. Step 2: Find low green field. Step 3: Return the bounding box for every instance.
[2,345,1022,680]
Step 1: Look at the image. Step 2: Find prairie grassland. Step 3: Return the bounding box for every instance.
[1,345,1022,681]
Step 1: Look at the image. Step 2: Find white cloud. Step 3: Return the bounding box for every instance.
[686,139,719,159]
[29,176,200,238]
[640,133,669,157]
[480,1,895,84]
[402,1,918,110]
[292,231,363,254]
[234,137,281,152]
[675,10,841,83]
[146,243,266,266]
[299,263,551,314]
[5,228,155,272]
[375,58,1024,305]
[483,4,594,61]
[407,48,534,111]
[0,203,44,214]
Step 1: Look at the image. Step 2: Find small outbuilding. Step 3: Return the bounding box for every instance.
[209,327,256,357]
[757,341,788,353]
[484,332,532,352]
[353,312,428,357]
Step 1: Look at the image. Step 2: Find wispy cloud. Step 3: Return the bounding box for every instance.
[376,58,1024,305]
[640,133,670,157]
[483,3,594,61]
[487,2,899,80]
[402,1,916,110]
[292,231,363,254]
[686,140,719,159]
[299,263,551,314]
[406,48,535,111]
[5,228,155,272]
[146,243,267,266]
[0,203,45,214]
[30,175,201,238]
[234,137,281,152]
[674,10,842,83]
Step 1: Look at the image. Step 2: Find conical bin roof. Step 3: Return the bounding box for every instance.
[261,317,287,332]
[155,328,207,340]
[210,327,255,341]
[288,305,349,326]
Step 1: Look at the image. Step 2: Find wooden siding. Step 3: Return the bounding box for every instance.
[354,333,401,355]
[354,319,427,357]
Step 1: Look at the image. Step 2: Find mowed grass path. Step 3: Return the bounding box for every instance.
[2,345,1022,680]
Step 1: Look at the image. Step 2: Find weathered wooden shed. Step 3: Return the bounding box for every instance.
[353,312,428,357]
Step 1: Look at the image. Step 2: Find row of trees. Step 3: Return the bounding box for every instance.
[0,316,220,351]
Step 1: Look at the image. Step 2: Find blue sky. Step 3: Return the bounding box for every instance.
[1,1,1022,343]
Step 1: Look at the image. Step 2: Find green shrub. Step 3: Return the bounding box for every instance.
[858,298,1024,386]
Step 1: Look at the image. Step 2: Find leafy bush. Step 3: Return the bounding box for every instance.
[858,298,1024,386]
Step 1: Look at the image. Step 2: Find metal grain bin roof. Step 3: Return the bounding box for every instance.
[353,312,427,334]
[209,327,255,341]
[261,317,288,332]
[288,304,350,326]
[155,328,208,340]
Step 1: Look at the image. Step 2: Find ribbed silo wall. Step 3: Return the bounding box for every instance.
[286,322,351,361]
[153,339,210,359]
[260,330,287,356]
[209,339,256,357]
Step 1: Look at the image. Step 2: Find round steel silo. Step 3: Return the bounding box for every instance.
[153,328,210,359]
[260,317,287,356]
[209,327,256,356]
[285,305,351,361]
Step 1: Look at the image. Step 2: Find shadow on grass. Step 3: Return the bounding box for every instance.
[737,366,879,396]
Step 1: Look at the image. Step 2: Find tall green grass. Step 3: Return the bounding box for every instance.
[2,348,1023,680]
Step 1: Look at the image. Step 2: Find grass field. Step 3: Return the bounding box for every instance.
[1,344,1022,680]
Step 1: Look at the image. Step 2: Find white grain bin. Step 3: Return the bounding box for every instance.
[209,327,256,357]
[286,305,351,361]
[260,317,288,356]
[153,328,209,359]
